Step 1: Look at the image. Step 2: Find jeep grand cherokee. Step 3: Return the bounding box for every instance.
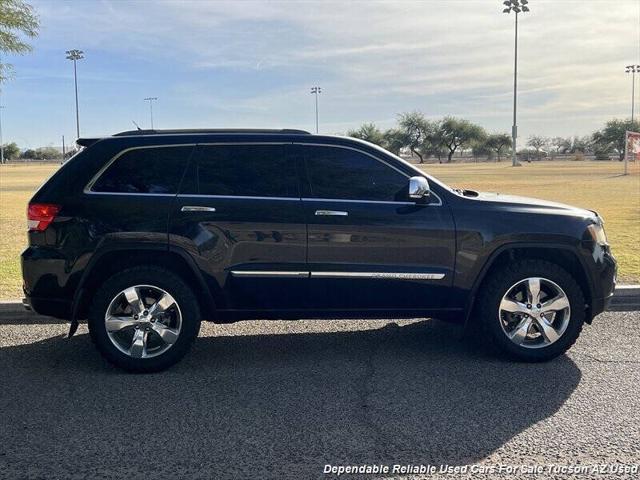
[21,129,616,371]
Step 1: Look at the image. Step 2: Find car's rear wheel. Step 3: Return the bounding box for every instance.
[476,259,586,362]
[88,266,201,372]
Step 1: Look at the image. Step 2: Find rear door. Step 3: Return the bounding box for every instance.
[82,144,193,249]
[168,143,308,311]
[298,144,456,311]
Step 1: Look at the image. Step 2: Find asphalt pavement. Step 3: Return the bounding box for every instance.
[0,310,638,479]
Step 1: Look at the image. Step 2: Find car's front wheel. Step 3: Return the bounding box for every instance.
[88,266,201,372]
[476,260,586,362]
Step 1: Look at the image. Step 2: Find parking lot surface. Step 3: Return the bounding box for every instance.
[0,311,638,479]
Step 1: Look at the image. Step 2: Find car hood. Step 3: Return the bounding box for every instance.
[470,191,597,219]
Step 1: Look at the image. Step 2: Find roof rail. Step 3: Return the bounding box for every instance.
[113,128,311,137]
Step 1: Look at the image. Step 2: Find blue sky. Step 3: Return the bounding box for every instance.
[3,0,640,148]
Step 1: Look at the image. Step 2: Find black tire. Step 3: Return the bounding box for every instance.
[88,266,201,372]
[475,259,585,362]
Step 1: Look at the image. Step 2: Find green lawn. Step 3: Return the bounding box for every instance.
[0,161,638,299]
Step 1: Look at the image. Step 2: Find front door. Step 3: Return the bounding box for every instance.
[169,143,308,311]
[298,144,455,312]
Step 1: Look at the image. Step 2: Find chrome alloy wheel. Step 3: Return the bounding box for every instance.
[499,277,571,349]
[104,285,182,359]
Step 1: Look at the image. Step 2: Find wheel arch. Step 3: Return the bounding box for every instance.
[464,243,595,327]
[72,244,216,322]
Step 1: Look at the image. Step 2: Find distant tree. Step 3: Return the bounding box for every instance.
[593,144,612,161]
[551,137,572,156]
[592,118,640,161]
[423,120,448,163]
[382,128,406,156]
[347,123,386,147]
[398,111,433,163]
[63,147,79,160]
[471,141,491,161]
[485,133,512,161]
[439,117,486,162]
[0,0,39,83]
[571,136,593,154]
[21,148,36,159]
[526,135,548,160]
[35,146,62,160]
[2,142,19,161]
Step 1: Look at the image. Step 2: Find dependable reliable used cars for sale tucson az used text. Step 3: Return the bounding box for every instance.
[21,129,616,372]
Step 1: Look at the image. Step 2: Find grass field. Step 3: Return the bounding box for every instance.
[1,161,638,299]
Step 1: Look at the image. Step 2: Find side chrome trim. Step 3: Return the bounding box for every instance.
[197,141,290,146]
[310,272,446,280]
[181,206,216,212]
[303,197,416,206]
[230,271,310,278]
[229,270,446,280]
[84,191,175,197]
[315,209,348,216]
[178,194,300,202]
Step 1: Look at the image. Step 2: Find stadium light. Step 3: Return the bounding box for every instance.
[503,0,530,166]
[144,97,158,130]
[625,65,640,123]
[65,49,84,138]
[310,86,322,134]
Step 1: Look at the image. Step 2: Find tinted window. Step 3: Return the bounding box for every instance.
[192,145,297,198]
[92,146,192,194]
[303,146,407,201]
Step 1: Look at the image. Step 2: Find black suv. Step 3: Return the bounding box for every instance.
[22,129,616,371]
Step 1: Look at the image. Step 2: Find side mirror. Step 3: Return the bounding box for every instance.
[408,176,431,199]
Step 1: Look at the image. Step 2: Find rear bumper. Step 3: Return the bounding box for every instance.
[21,246,75,320]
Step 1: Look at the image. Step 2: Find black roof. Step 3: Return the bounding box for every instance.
[76,128,312,147]
[113,128,310,137]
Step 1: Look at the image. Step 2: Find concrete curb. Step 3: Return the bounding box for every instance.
[613,285,640,296]
[607,284,640,311]
[0,301,25,313]
[1,285,639,316]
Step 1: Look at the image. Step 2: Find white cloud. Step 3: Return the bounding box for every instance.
[25,0,640,142]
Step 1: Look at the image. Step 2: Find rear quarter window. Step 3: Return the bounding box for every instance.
[91,146,193,194]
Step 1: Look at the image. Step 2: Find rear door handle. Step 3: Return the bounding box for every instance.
[181,206,216,212]
[315,210,348,216]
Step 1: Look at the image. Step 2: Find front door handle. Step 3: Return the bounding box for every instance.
[315,210,348,216]
[181,206,216,212]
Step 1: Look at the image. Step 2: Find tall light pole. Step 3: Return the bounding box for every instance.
[503,0,529,167]
[310,86,321,133]
[144,97,158,129]
[625,65,640,123]
[65,49,84,138]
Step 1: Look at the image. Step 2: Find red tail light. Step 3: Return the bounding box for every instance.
[27,203,61,232]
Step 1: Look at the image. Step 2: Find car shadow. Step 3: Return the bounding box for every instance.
[0,319,581,479]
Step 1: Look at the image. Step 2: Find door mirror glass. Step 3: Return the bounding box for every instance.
[408,176,431,199]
